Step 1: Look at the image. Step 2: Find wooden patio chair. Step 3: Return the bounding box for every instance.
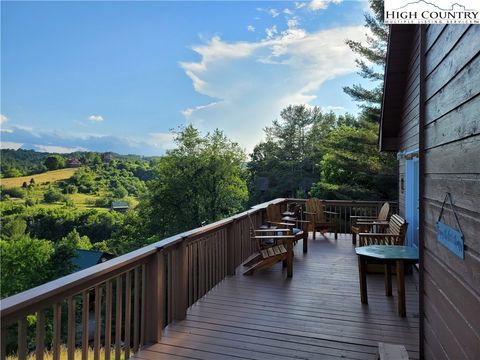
[242,213,299,275]
[358,214,409,276]
[351,202,390,245]
[304,198,338,239]
[358,214,408,246]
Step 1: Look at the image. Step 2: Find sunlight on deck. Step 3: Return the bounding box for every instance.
[134,234,419,360]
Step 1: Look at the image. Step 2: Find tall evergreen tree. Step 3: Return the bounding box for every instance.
[343,0,388,122]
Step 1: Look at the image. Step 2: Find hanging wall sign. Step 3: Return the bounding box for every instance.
[436,193,465,259]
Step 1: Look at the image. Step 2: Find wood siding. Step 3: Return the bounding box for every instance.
[396,24,480,359]
[423,24,480,359]
[398,26,421,218]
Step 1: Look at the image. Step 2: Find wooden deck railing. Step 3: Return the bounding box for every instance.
[0,198,395,359]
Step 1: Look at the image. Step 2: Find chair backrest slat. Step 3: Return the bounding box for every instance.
[305,198,326,223]
[378,202,390,221]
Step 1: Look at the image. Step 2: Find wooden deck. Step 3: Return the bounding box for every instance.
[134,234,420,360]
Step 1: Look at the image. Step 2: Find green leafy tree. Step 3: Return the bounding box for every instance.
[0,236,54,298]
[145,125,248,237]
[343,0,388,122]
[44,155,66,171]
[248,105,337,202]
[43,188,64,203]
[311,117,397,200]
[2,218,27,241]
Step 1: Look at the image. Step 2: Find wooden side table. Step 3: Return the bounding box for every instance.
[355,245,419,317]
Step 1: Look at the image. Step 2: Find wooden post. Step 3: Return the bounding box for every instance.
[226,221,236,276]
[396,260,406,317]
[384,263,392,297]
[18,318,27,360]
[143,250,165,344]
[358,255,368,304]
[174,241,188,321]
[36,310,46,360]
[286,239,293,278]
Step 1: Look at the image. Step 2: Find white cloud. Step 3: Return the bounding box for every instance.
[180,24,367,152]
[0,141,23,150]
[1,125,172,156]
[309,0,343,11]
[34,145,87,153]
[0,114,8,124]
[269,9,280,17]
[295,2,307,9]
[287,18,299,29]
[247,25,255,32]
[181,101,222,118]
[283,8,294,15]
[148,132,176,150]
[265,25,278,39]
[1,128,13,133]
[321,105,347,113]
[256,7,281,18]
[88,115,104,122]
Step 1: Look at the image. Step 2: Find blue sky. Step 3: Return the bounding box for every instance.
[1,0,372,156]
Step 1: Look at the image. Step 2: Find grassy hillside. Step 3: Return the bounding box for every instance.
[0,168,79,188]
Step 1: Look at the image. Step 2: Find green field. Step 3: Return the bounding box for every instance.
[0,168,79,188]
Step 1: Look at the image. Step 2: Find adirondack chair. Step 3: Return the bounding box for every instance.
[242,213,298,276]
[304,198,338,239]
[358,214,408,246]
[358,214,408,275]
[351,202,390,245]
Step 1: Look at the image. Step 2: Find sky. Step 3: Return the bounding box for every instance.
[1,0,372,156]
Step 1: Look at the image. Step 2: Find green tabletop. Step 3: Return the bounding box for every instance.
[355,245,419,261]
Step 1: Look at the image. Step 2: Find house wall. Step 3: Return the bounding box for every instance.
[398,26,421,218]
[421,24,480,360]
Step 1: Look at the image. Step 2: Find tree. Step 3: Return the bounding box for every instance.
[43,188,64,203]
[0,236,54,298]
[248,105,337,202]
[44,155,65,171]
[311,117,397,200]
[145,125,248,237]
[343,0,388,122]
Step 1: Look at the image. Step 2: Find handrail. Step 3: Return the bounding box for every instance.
[0,197,395,359]
[0,198,281,321]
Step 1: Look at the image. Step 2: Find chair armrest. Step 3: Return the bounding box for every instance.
[350,215,377,220]
[267,221,295,227]
[253,235,296,239]
[254,228,291,233]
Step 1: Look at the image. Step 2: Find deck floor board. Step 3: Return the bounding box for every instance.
[134,234,420,359]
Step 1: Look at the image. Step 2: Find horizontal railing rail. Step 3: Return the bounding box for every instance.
[0,197,395,359]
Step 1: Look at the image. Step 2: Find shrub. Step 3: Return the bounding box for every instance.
[63,184,78,194]
[25,199,35,207]
[1,187,26,199]
[43,189,64,203]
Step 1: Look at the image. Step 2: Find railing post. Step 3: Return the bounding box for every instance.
[143,250,165,344]
[226,220,236,275]
[173,241,188,321]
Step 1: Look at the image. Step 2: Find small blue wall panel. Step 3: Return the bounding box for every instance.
[436,221,465,259]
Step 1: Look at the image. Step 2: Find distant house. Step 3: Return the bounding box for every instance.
[66,158,82,168]
[111,200,129,212]
[71,249,114,272]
